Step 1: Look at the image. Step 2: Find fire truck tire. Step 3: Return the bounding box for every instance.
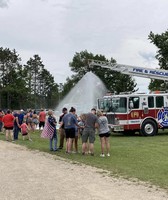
[141,119,158,136]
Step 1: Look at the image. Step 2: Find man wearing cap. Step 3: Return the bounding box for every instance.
[58,107,67,149]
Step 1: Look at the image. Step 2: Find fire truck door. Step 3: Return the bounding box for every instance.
[141,97,149,115]
[128,97,141,129]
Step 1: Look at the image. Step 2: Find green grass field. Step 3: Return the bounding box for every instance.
[1,130,168,189]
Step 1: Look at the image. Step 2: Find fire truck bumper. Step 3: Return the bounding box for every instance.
[110,125,124,132]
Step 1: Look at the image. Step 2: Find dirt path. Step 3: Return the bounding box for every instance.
[0,140,168,200]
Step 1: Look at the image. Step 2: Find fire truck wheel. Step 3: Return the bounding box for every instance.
[141,119,158,136]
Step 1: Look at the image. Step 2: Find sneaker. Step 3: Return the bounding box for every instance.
[106,153,110,157]
[100,154,105,157]
[54,149,59,151]
[90,153,94,156]
[82,152,85,155]
[29,139,32,141]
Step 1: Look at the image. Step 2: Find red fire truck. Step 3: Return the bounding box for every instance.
[89,60,168,136]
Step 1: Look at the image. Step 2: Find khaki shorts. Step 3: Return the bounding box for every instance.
[82,128,95,143]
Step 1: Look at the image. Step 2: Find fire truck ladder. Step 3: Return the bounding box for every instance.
[89,60,168,81]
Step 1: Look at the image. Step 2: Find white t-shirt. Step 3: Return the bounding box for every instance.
[98,116,110,134]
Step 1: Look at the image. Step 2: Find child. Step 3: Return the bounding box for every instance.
[20,119,32,141]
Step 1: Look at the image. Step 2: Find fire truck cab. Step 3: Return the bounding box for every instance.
[98,92,168,136]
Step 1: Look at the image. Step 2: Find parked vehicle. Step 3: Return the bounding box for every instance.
[98,92,168,136]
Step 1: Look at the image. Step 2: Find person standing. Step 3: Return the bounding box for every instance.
[20,119,32,141]
[38,108,46,131]
[0,109,5,133]
[81,108,99,156]
[26,109,33,131]
[32,110,39,131]
[60,107,81,154]
[96,110,110,157]
[13,110,24,140]
[58,107,67,149]
[2,110,15,141]
[48,110,58,151]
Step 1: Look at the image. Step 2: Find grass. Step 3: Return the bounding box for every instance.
[1,130,168,189]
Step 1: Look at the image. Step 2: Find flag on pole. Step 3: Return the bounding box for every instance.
[41,121,54,139]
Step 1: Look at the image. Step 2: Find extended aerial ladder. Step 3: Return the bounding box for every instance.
[88,60,168,81]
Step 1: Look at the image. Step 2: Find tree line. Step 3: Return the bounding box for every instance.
[0,30,167,110]
[0,48,58,109]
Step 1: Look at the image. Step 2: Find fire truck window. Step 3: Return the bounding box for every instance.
[156,96,164,108]
[112,97,127,113]
[103,99,110,112]
[129,97,139,109]
[148,96,154,108]
[118,97,127,112]
[98,99,104,110]
[108,99,113,112]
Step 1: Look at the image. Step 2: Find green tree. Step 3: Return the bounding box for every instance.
[24,55,59,109]
[148,30,168,91]
[0,47,27,109]
[24,54,44,108]
[68,50,137,94]
[40,69,59,108]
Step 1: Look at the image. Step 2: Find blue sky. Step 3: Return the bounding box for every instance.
[1,0,168,92]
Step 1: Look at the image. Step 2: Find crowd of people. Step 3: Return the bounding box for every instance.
[0,107,111,157]
[57,107,111,157]
[0,108,47,142]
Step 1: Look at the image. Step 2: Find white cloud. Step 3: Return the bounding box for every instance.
[0,0,9,8]
[0,0,168,92]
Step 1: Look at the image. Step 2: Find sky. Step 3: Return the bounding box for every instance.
[0,0,168,93]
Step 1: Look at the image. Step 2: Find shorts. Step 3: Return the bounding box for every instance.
[39,121,45,128]
[82,128,95,144]
[4,126,13,130]
[65,128,75,139]
[22,132,28,136]
[99,132,110,138]
[32,118,39,125]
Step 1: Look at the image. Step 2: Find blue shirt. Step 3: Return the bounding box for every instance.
[62,113,78,129]
[18,113,24,125]
[48,115,57,137]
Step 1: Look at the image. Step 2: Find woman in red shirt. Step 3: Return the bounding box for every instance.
[2,110,15,141]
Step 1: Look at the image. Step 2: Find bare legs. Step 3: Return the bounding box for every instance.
[5,129,13,141]
[100,137,110,155]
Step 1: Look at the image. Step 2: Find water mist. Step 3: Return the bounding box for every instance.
[55,72,107,116]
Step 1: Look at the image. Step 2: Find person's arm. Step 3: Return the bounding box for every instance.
[26,124,30,131]
[59,121,63,129]
[95,122,99,129]
[15,116,20,127]
[59,115,63,124]
[95,116,99,129]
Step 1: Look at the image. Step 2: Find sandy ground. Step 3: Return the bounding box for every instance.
[0,141,168,200]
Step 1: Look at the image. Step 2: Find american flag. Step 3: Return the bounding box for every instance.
[41,121,54,139]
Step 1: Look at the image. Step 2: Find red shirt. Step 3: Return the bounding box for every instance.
[39,111,46,122]
[2,114,15,127]
[20,123,28,134]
